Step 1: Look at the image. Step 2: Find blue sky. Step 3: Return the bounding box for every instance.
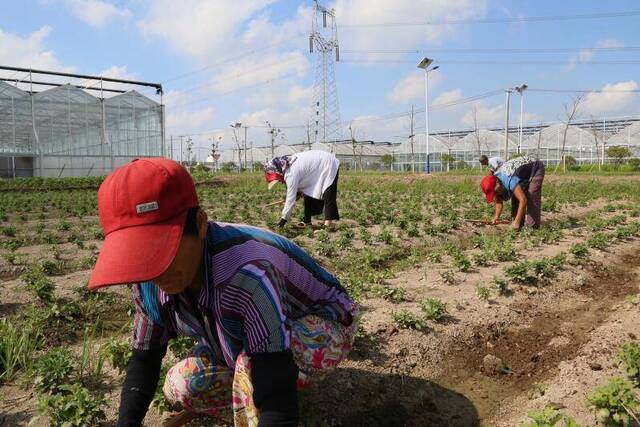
[1,0,639,157]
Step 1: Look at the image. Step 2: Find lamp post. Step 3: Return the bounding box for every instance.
[417,57,438,173]
[229,122,242,170]
[515,84,528,154]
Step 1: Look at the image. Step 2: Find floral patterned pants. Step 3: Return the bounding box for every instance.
[163,312,357,427]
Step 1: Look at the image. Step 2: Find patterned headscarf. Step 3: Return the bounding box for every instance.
[264,156,291,183]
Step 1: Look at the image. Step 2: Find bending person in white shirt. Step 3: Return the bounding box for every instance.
[479,155,505,174]
[265,150,340,229]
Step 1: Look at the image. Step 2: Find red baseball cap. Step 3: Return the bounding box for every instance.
[265,171,284,190]
[88,158,199,290]
[480,175,497,203]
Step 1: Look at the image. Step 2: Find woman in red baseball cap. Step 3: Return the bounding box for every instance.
[89,158,356,427]
[480,156,545,229]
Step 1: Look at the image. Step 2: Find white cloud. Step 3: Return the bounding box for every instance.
[210,51,309,94]
[461,102,541,128]
[245,84,313,109]
[582,81,639,115]
[60,0,132,28]
[0,26,70,73]
[164,89,216,134]
[432,89,463,108]
[334,0,488,54]
[388,70,441,104]
[567,38,624,70]
[138,0,276,58]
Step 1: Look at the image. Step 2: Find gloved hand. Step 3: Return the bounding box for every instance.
[278,218,287,228]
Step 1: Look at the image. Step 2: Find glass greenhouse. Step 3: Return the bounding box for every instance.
[0,68,164,178]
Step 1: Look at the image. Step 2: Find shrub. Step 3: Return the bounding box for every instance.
[586,377,640,426]
[420,298,447,321]
[34,347,74,393]
[37,383,106,427]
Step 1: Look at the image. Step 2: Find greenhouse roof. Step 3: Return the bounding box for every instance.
[522,124,598,149]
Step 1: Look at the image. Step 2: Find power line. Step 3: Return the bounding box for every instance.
[165,71,302,111]
[342,46,640,54]
[340,10,640,28]
[341,59,640,65]
[529,88,640,93]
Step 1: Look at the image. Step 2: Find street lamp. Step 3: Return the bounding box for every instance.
[229,122,242,170]
[515,84,528,154]
[417,57,439,173]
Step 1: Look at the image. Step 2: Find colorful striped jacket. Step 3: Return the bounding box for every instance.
[131,221,354,368]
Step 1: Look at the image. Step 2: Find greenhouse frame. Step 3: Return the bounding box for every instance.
[0,66,164,178]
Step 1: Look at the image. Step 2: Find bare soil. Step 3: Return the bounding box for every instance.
[2,194,640,426]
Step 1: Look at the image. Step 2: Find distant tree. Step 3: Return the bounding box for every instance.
[564,155,578,170]
[555,95,583,173]
[607,146,632,165]
[380,154,394,170]
[221,162,236,173]
[441,154,455,172]
[455,160,469,170]
[629,158,640,171]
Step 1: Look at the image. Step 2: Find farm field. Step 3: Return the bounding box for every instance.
[1,172,640,426]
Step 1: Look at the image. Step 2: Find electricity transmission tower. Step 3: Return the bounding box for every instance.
[309,0,342,143]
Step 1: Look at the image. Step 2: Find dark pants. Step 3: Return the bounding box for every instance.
[511,165,545,229]
[303,171,339,223]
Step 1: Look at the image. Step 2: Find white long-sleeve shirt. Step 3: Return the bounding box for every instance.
[280,150,340,220]
[488,156,505,172]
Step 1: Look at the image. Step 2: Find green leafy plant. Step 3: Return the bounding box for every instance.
[376,226,395,245]
[21,264,56,303]
[505,261,535,284]
[440,270,456,285]
[472,252,490,267]
[40,259,63,275]
[569,243,589,259]
[391,310,427,330]
[523,406,579,427]
[420,298,447,321]
[618,342,640,383]
[492,277,512,296]
[475,285,491,301]
[37,383,106,427]
[33,347,75,393]
[586,377,640,426]
[359,227,372,245]
[169,336,198,359]
[372,285,407,303]
[152,363,172,412]
[102,338,132,375]
[588,233,610,250]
